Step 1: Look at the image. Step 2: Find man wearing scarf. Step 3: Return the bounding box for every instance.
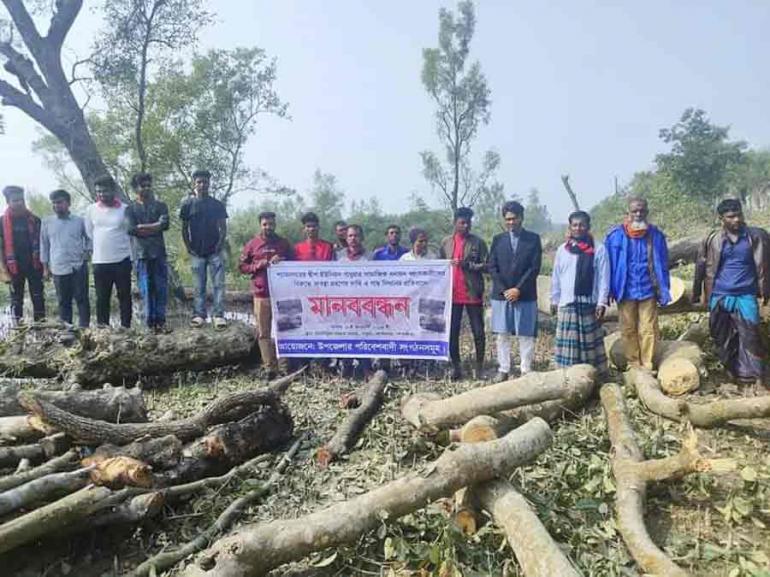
[551,211,609,372]
[605,197,671,370]
[0,185,45,323]
[693,199,769,388]
[488,201,541,382]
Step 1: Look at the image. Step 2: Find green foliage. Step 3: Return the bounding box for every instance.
[306,170,345,229]
[656,108,747,207]
[420,1,501,212]
[524,188,552,234]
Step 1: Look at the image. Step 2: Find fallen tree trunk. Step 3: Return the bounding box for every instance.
[29,385,148,423]
[625,368,770,427]
[0,379,62,416]
[317,370,388,467]
[0,322,257,386]
[0,466,93,516]
[600,383,734,577]
[0,433,69,469]
[606,334,705,395]
[182,418,553,577]
[20,388,280,445]
[474,479,582,577]
[402,365,596,431]
[0,449,79,492]
[0,415,44,443]
[84,434,183,470]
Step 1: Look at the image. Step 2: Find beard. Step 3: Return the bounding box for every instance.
[628,220,648,231]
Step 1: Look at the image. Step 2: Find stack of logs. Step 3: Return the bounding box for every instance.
[0,377,294,557]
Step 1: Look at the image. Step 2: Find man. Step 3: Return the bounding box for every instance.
[400,227,438,260]
[333,220,348,259]
[693,199,769,387]
[372,225,408,261]
[488,201,542,381]
[180,169,228,329]
[294,212,335,261]
[605,196,671,370]
[550,211,609,372]
[85,175,133,329]
[126,173,170,333]
[239,211,293,378]
[0,186,45,323]
[337,224,370,262]
[40,189,91,327]
[439,207,488,380]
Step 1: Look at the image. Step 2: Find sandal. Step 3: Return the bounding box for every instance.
[213,317,227,331]
[190,316,205,328]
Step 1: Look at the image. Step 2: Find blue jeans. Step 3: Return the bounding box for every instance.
[191,251,225,319]
[136,256,168,327]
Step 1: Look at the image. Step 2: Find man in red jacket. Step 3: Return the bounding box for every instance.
[294,212,335,261]
[239,211,293,377]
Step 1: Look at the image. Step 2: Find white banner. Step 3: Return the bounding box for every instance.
[267,260,452,360]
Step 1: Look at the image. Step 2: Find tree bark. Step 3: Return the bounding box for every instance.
[0,466,92,516]
[600,383,734,577]
[474,480,583,577]
[625,368,770,427]
[402,365,596,431]
[0,432,69,468]
[0,379,61,416]
[0,415,44,443]
[0,322,257,385]
[316,370,387,467]
[182,418,553,577]
[29,385,148,422]
[85,434,183,471]
[0,449,78,492]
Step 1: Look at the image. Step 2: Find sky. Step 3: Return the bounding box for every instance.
[2,0,770,221]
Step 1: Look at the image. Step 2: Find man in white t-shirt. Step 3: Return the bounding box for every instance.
[85,175,133,328]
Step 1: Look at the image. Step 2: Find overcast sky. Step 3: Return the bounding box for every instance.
[2,0,770,220]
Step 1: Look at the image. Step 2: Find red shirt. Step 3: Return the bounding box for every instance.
[238,234,293,298]
[293,238,335,261]
[452,234,481,305]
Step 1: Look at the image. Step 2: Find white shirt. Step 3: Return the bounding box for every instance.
[399,250,438,261]
[551,241,610,307]
[85,203,132,264]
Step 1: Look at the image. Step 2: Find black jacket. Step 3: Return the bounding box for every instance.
[488,229,542,301]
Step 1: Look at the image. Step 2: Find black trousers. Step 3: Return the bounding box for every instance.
[449,303,485,367]
[93,258,132,328]
[53,263,90,327]
[9,264,45,322]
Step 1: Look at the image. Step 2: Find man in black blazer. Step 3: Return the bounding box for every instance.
[488,200,542,381]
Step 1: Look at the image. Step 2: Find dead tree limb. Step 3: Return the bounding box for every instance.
[0,415,44,443]
[128,435,306,577]
[317,370,387,467]
[0,449,79,492]
[28,385,148,422]
[85,434,183,470]
[0,432,69,468]
[600,383,734,577]
[0,379,61,416]
[626,368,770,427]
[560,175,580,211]
[182,418,553,577]
[0,466,93,516]
[20,388,280,444]
[474,479,582,577]
[402,365,596,431]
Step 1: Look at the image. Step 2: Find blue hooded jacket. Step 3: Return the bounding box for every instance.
[604,224,671,305]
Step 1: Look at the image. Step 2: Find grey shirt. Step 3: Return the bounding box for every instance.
[40,213,91,275]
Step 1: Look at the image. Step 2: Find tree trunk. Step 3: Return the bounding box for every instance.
[402,365,596,431]
[0,415,44,443]
[0,433,69,469]
[26,385,148,422]
[0,449,78,492]
[316,370,387,467]
[85,434,183,471]
[182,418,553,577]
[0,379,61,417]
[0,467,92,516]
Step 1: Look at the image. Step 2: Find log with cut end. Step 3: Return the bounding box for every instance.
[402,365,596,431]
[0,450,79,492]
[0,379,61,416]
[474,480,582,577]
[29,385,149,422]
[0,466,93,516]
[0,322,257,385]
[0,432,70,468]
[85,434,183,470]
[626,368,770,427]
[317,370,387,467]
[600,383,734,577]
[19,388,281,445]
[182,418,553,577]
[606,333,704,395]
[0,415,45,443]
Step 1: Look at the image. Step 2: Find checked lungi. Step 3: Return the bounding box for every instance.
[554,296,607,371]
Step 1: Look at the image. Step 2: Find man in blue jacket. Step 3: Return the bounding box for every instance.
[605,197,671,370]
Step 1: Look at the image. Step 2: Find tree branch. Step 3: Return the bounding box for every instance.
[47,0,83,49]
[0,77,52,127]
[0,40,49,98]
[1,0,43,61]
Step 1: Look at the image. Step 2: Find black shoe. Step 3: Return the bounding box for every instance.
[451,366,463,381]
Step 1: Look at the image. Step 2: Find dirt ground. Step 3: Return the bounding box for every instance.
[3,312,770,577]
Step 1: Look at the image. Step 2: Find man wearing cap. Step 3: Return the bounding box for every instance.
[180,169,228,329]
[0,185,45,323]
[41,189,91,327]
[85,175,133,328]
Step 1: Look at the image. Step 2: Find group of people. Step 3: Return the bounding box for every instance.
[2,173,767,386]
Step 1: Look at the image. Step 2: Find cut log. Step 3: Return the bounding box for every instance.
[0,449,79,492]
[0,379,62,416]
[474,480,582,577]
[0,467,93,516]
[85,434,183,470]
[317,370,388,467]
[19,388,281,445]
[27,385,148,423]
[402,365,596,431]
[89,491,165,528]
[183,418,553,577]
[668,236,700,268]
[0,415,44,443]
[626,368,770,427]
[155,402,293,486]
[0,432,70,468]
[0,322,257,386]
[88,456,154,489]
[600,383,734,577]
